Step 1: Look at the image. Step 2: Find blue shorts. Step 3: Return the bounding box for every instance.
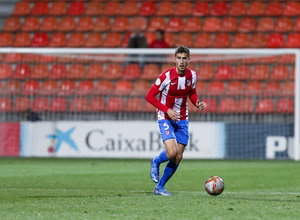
[158,119,189,146]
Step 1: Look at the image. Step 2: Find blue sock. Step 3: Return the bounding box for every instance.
[157,160,178,188]
[154,150,168,165]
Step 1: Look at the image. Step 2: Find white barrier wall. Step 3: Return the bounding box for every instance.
[20,121,225,159]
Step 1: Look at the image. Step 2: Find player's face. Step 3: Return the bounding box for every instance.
[175,53,190,76]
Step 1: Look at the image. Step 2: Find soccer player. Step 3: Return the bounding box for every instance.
[145,45,205,196]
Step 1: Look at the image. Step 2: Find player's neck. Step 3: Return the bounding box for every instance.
[176,67,186,76]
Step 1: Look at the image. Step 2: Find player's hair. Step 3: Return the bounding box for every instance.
[175,45,190,57]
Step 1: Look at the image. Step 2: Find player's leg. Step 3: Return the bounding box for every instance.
[150,120,175,183]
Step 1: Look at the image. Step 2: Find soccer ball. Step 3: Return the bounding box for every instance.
[204,176,225,196]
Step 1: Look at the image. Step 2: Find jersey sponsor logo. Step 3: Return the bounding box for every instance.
[155,78,161,86]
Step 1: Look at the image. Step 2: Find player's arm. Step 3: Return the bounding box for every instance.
[189,88,205,110]
[145,85,181,121]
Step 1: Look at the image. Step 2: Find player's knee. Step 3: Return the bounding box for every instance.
[167,148,178,160]
[176,154,183,164]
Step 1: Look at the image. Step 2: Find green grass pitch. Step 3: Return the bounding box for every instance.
[0,158,300,220]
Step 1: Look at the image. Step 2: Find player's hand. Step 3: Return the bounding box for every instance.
[196,100,205,111]
[167,109,181,121]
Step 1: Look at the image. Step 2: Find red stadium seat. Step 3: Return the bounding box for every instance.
[31,64,49,79]
[14,97,30,112]
[39,55,57,63]
[202,98,217,113]
[174,2,192,16]
[231,33,249,48]
[132,81,150,95]
[93,17,111,32]
[49,2,67,16]
[237,99,254,113]
[157,2,174,16]
[176,33,193,47]
[4,81,21,95]
[22,17,39,32]
[184,17,201,32]
[95,80,113,95]
[203,18,221,32]
[245,81,262,95]
[49,33,66,47]
[232,65,250,80]
[67,2,85,16]
[284,2,300,16]
[103,64,122,79]
[103,2,120,16]
[130,17,147,32]
[0,33,13,47]
[193,33,212,48]
[238,18,255,32]
[70,97,88,112]
[85,33,102,48]
[50,97,68,112]
[0,64,12,79]
[277,99,293,113]
[58,17,75,32]
[257,18,274,32]
[67,64,85,79]
[85,2,102,16]
[86,64,103,79]
[31,33,48,47]
[141,64,159,80]
[22,80,39,95]
[12,2,30,16]
[67,33,85,47]
[229,2,246,16]
[40,80,58,95]
[215,65,232,80]
[265,2,282,16]
[165,33,175,48]
[49,64,67,79]
[77,80,94,95]
[126,97,143,112]
[112,17,129,32]
[275,17,292,32]
[197,65,214,80]
[267,34,284,48]
[89,97,105,112]
[103,33,121,48]
[76,17,93,32]
[282,82,294,96]
[14,64,30,79]
[115,80,131,95]
[212,34,230,48]
[250,34,267,48]
[166,17,184,32]
[255,99,275,113]
[277,54,295,64]
[121,2,138,16]
[40,17,58,32]
[196,81,206,93]
[139,2,156,16]
[31,2,48,16]
[227,81,243,95]
[3,53,21,63]
[210,2,227,16]
[3,17,20,32]
[220,17,237,32]
[219,98,237,113]
[123,64,141,80]
[265,82,280,96]
[293,18,300,32]
[208,81,224,96]
[22,54,40,63]
[0,98,12,112]
[285,34,300,48]
[270,65,289,81]
[247,2,264,16]
[12,33,31,47]
[251,65,269,80]
[106,97,125,112]
[33,97,49,112]
[59,80,76,96]
[193,2,210,16]
[148,17,166,31]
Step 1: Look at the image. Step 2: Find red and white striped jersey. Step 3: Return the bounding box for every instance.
[150,67,198,120]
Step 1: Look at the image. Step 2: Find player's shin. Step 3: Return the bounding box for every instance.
[154,149,168,165]
[157,160,178,188]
